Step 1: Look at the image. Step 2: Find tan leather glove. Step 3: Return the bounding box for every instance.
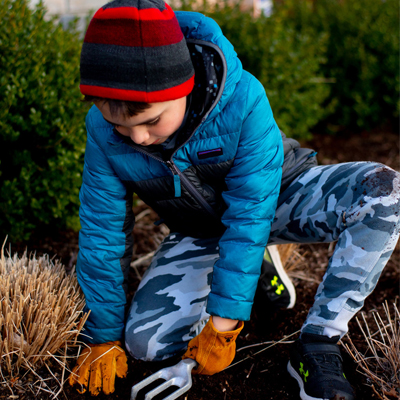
[182,317,244,375]
[69,340,128,396]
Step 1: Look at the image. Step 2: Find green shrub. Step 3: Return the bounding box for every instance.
[0,0,89,241]
[176,0,331,140]
[275,0,399,131]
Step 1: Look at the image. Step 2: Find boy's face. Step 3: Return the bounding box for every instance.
[95,97,187,146]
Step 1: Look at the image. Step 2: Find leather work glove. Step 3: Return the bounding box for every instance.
[69,341,128,396]
[182,317,244,375]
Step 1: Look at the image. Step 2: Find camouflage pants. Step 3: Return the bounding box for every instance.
[125,162,400,361]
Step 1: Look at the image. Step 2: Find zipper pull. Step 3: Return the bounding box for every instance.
[166,161,181,198]
[173,175,181,197]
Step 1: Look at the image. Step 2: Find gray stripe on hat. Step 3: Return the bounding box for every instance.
[80,40,194,92]
[80,41,190,70]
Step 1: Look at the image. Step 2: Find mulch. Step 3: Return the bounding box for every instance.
[2,128,399,400]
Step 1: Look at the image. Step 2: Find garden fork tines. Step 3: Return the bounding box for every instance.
[130,358,198,400]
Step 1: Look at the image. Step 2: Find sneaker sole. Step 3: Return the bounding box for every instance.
[287,361,327,400]
[266,245,296,308]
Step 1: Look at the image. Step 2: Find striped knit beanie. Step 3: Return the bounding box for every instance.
[80,0,195,103]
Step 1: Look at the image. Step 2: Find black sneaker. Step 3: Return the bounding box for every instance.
[287,334,355,400]
[257,245,296,309]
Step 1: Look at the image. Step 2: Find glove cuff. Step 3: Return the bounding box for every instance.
[209,317,244,337]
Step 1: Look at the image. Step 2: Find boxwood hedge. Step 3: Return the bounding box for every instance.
[0,0,89,241]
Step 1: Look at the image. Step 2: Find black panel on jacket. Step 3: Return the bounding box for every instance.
[122,158,233,238]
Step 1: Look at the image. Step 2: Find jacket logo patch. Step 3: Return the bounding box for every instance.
[197,148,223,160]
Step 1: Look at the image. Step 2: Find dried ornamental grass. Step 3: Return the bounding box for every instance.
[0,240,89,398]
[276,243,305,273]
[343,301,400,400]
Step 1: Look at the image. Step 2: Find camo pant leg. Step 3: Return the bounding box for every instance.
[125,234,220,361]
[269,162,400,338]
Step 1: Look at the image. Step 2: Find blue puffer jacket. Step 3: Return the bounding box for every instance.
[77,11,284,344]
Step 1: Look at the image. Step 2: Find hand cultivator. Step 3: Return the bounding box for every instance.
[131,358,197,400]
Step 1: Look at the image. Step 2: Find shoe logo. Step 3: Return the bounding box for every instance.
[271,276,285,295]
[299,362,309,382]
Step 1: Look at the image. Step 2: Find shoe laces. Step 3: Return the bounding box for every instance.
[310,352,343,377]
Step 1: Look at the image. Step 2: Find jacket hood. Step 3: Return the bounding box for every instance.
[176,11,243,122]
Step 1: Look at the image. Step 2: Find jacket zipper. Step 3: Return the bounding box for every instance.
[166,160,220,219]
[120,142,219,219]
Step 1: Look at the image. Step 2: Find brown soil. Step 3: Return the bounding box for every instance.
[3,128,399,400]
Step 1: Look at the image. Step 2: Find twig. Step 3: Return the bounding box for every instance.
[89,344,124,365]
[131,251,154,268]
[130,251,155,280]
[135,208,151,221]
[259,366,271,373]
[246,363,255,379]
[237,340,276,352]
[0,363,14,396]
[59,344,67,390]
[35,385,58,395]
[225,330,300,370]
[44,363,62,396]
[371,384,385,400]
[286,272,320,283]
[44,350,68,399]
[327,241,335,254]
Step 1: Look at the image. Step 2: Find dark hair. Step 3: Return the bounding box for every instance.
[83,95,151,118]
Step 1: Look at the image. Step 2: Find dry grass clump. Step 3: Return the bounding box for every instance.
[276,243,305,271]
[275,243,310,281]
[0,240,88,398]
[343,301,400,400]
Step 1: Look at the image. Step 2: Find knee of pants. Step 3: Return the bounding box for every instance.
[124,325,186,362]
[347,164,400,226]
[360,163,400,202]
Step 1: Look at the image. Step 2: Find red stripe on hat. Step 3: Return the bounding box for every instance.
[80,75,195,103]
[94,4,174,21]
[85,17,183,47]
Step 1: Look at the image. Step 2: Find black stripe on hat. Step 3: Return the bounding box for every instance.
[103,0,167,11]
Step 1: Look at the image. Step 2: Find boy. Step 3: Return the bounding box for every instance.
[69,0,400,399]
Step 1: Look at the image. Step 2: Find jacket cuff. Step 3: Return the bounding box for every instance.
[206,293,252,321]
